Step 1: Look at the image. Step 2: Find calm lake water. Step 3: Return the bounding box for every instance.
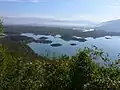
[21,33,120,60]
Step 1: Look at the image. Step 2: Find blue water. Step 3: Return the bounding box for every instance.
[21,33,120,60]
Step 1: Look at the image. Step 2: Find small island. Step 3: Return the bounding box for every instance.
[39,36,48,40]
[70,43,77,46]
[105,36,111,39]
[50,43,62,47]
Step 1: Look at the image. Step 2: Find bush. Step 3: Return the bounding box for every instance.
[0,45,120,90]
[0,18,3,34]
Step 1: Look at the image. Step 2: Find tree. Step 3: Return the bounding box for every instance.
[0,18,3,35]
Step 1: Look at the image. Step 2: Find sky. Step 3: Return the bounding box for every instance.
[0,0,120,22]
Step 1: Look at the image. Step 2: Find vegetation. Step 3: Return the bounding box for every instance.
[1,20,120,90]
[0,45,120,90]
[0,18,3,35]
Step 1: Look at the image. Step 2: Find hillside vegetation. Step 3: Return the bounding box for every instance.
[1,20,120,90]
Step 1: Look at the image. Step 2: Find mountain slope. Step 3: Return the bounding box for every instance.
[95,19,120,32]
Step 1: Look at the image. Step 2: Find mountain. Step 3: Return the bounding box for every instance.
[3,17,96,27]
[95,19,120,32]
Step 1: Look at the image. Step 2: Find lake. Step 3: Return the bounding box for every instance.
[21,33,120,60]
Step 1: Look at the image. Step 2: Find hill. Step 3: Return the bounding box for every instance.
[95,19,120,32]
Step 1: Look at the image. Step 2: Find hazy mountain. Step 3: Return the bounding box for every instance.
[3,17,96,27]
[95,19,120,32]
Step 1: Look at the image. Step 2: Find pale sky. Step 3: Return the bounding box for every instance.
[0,0,120,22]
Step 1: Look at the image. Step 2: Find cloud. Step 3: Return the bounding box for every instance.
[0,0,41,2]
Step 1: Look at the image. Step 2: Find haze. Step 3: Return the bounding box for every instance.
[1,0,120,26]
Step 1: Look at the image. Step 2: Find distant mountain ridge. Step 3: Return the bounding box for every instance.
[3,17,96,27]
[95,19,120,32]
[5,17,120,32]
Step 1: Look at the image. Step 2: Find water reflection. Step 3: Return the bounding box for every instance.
[21,33,120,60]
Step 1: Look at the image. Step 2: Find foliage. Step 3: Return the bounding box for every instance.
[0,44,120,90]
[0,18,3,34]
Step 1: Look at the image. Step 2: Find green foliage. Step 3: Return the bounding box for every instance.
[0,18,3,34]
[0,44,120,90]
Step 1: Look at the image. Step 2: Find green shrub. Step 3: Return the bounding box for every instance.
[0,18,3,35]
[0,45,120,90]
